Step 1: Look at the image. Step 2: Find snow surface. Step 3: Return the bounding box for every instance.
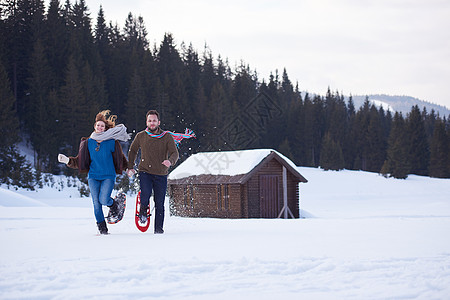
[370,99,394,112]
[1,168,450,299]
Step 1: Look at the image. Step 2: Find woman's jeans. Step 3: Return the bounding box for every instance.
[88,178,114,223]
[139,172,167,232]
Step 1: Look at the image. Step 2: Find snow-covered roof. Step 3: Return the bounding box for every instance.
[168,149,303,181]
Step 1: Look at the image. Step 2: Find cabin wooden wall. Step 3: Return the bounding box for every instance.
[245,159,300,218]
[169,184,243,218]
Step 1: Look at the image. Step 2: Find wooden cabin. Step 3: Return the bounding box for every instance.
[168,149,308,219]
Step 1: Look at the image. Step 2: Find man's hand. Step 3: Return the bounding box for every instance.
[162,160,171,167]
[127,169,136,177]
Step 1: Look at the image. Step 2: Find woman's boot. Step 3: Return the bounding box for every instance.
[97,220,108,235]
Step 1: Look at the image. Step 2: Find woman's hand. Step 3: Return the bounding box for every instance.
[127,169,136,177]
[58,154,69,164]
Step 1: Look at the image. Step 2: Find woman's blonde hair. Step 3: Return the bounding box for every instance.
[95,110,117,130]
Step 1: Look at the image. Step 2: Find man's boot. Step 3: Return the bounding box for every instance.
[139,204,149,223]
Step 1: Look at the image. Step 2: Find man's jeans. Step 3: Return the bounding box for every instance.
[88,178,114,223]
[139,172,167,232]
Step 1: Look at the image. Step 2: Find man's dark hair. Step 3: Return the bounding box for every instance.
[146,110,159,120]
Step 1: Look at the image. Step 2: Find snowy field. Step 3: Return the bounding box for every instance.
[1,167,450,299]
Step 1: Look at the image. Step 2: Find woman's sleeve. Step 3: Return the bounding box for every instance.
[67,155,79,169]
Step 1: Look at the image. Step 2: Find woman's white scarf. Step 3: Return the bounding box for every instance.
[90,124,131,142]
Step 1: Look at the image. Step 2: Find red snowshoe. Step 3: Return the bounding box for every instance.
[135,191,151,232]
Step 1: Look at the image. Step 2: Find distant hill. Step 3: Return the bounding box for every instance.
[348,94,450,117]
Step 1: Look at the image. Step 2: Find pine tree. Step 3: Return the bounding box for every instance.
[325,90,348,163]
[0,59,19,149]
[5,0,46,116]
[215,55,233,119]
[381,112,410,179]
[381,108,393,142]
[216,54,232,84]
[93,5,110,96]
[94,5,109,55]
[344,95,356,169]
[320,132,345,171]
[232,62,257,109]
[0,58,34,188]
[80,60,106,118]
[447,118,450,177]
[124,12,149,51]
[44,0,68,88]
[200,45,216,99]
[311,95,326,167]
[428,119,449,178]
[121,13,155,127]
[182,43,202,128]
[352,98,371,170]
[288,89,304,165]
[209,81,225,123]
[366,105,387,172]
[274,69,295,148]
[228,63,258,150]
[103,21,127,114]
[156,33,186,127]
[423,107,437,140]
[301,93,317,166]
[280,68,294,105]
[278,138,293,161]
[407,105,430,176]
[26,37,55,170]
[157,33,183,80]
[59,55,90,153]
[125,69,148,131]
[69,0,94,63]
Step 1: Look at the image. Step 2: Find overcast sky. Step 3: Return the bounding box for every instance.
[57,0,450,108]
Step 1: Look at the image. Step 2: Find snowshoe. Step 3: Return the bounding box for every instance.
[135,191,151,232]
[106,191,126,224]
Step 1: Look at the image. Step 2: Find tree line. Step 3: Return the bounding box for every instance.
[0,0,449,190]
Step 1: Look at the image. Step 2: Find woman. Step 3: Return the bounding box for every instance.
[58,110,130,234]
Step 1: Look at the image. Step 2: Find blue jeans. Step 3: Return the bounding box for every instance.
[88,178,114,223]
[139,172,167,232]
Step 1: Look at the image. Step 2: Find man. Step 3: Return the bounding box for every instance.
[127,110,179,234]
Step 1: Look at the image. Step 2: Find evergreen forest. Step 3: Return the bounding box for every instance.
[1,0,449,190]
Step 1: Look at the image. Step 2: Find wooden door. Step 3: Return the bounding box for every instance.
[259,175,279,218]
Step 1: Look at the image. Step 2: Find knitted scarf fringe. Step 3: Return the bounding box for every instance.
[145,128,196,147]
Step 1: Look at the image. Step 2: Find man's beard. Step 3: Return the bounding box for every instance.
[148,125,159,132]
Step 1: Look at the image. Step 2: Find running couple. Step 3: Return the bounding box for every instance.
[59,109,194,235]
